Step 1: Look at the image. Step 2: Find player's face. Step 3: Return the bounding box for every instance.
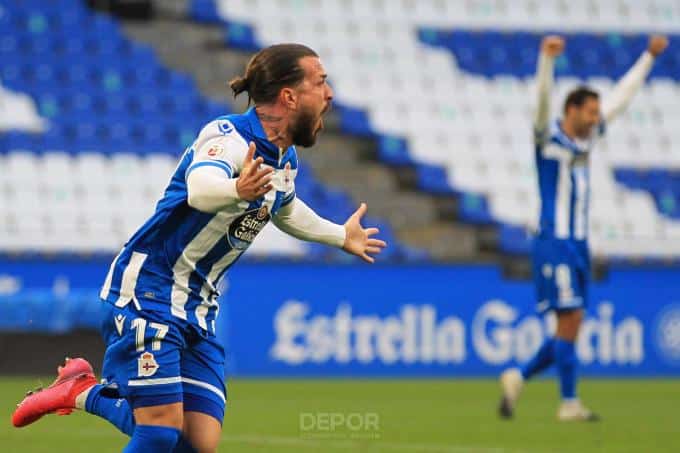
[289,56,333,147]
[569,98,601,139]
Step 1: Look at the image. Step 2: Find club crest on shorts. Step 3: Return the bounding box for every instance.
[137,352,159,377]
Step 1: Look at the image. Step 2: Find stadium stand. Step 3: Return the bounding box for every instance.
[1,0,679,264]
[189,0,680,261]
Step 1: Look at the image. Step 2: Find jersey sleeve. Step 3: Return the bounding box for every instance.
[602,51,654,125]
[534,124,550,147]
[533,53,555,147]
[184,118,249,181]
[271,196,346,248]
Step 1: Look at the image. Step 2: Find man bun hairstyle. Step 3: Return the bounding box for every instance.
[229,75,249,96]
[563,86,600,114]
[229,43,318,105]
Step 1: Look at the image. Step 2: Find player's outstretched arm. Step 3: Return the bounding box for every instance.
[341,203,387,263]
[534,36,564,135]
[273,200,387,263]
[187,141,273,213]
[602,35,668,124]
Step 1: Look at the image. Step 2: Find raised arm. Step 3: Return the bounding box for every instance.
[273,200,386,263]
[602,35,668,124]
[534,36,564,135]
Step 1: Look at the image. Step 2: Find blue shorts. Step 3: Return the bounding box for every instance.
[100,301,226,423]
[532,237,590,314]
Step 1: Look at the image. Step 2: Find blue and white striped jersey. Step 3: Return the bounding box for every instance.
[535,119,605,242]
[100,107,298,334]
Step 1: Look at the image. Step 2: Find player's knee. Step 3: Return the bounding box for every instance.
[556,309,583,340]
[182,396,223,451]
[182,431,219,453]
[181,415,222,452]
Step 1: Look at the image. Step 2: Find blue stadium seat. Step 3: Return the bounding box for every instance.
[335,104,374,138]
[416,164,456,195]
[376,135,414,166]
[223,20,259,51]
[189,0,221,24]
[458,193,494,225]
[0,289,102,333]
[499,225,532,255]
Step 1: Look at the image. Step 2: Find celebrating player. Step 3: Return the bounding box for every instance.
[12,44,386,452]
[498,35,668,421]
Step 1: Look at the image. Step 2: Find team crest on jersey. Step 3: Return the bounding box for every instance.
[137,352,159,377]
[227,206,270,250]
[207,143,225,158]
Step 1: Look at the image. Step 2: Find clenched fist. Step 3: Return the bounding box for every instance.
[648,35,669,57]
[541,35,565,57]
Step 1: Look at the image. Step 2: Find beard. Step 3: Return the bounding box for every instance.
[290,106,321,148]
[576,123,595,139]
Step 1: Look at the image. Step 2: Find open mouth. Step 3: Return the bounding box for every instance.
[318,103,331,132]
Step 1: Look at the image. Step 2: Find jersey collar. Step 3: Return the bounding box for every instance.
[554,119,588,153]
[246,107,294,161]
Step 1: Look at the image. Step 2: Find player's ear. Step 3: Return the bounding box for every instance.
[280,87,298,110]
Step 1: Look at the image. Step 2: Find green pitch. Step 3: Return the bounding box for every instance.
[1,378,678,452]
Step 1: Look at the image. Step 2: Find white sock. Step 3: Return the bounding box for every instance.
[74,385,95,410]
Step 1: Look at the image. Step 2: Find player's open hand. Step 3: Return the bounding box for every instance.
[541,35,565,57]
[648,35,669,57]
[236,141,274,201]
[342,203,387,264]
